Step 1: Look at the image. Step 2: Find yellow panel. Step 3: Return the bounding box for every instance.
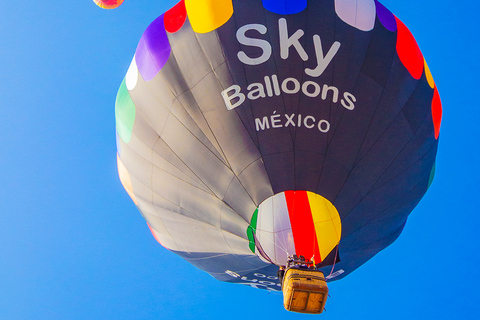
[185,0,233,33]
[424,59,435,89]
[307,192,342,260]
[117,154,138,205]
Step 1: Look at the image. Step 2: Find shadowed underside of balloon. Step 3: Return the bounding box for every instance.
[115,0,442,292]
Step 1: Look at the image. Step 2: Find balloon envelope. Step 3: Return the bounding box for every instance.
[93,0,124,9]
[115,0,442,291]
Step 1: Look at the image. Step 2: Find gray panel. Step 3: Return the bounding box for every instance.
[119,143,152,192]
[156,208,238,254]
[219,203,250,240]
[167,19,213,90]
[175,91,229,164]
[151,166,221,224]
[237,158,274,207]
[129,74,172,136]
[141,210,179,251]
[151,151,212,194]
[160,113,235,199]
[195,27,228,71]
[169,98,227,164]
[350,113,413,197]
[221,229,255,256]
[151,186,221,229]
[152,139,213,193]
[222,177,256,222]
[189,71,262,175]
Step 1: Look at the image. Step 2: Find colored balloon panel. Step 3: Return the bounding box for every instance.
[116,0,441,291]
[93,0,124,9]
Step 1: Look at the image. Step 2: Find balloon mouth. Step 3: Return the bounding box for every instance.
[247,191,342,266]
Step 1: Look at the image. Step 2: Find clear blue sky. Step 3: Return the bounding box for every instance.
[0,1,478,319]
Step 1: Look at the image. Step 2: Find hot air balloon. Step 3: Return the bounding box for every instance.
[115,0,442,313]
[93,0,124,9]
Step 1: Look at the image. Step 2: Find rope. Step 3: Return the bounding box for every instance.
[327,245,339,278]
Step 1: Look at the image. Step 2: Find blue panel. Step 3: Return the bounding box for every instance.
[262,0,307,14]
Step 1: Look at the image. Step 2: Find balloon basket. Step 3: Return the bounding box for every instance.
[282,268,328,314]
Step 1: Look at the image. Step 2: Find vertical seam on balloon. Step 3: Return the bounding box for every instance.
[322,197,341,243]
[135,57,216,187]
[142,35,235,172]
[347,16,396,169]
[349,35,426,166]
[189,29,240,170]
[365,140,437,214]
[340,229,361,253]
[151,182,232,229]
[150,136,216,195]
[229,6,260,149]
[341,113,436,223]
[224,176,253,223]
[271,198,278,263]
[150,134,219,196]
[314,1,342,195]
[229,5,276,194]
[219,207,237,255]
[353,76,430,167]
[317,10,372,196]
[165,41,234,169]
[343,218,407,254]
[291,4,312,188]
[152,20,222,157]
[172,89,230,166]
[151,138,218,194]
[278,194,293,258]
[123,134,218,205]
[151,215,181,250]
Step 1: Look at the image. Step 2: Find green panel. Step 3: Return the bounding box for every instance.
[247,208,258,253]
[428,162,436,189]
[115,78,136,144]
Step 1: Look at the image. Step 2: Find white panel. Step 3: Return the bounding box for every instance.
[272,192,289,233]
[126,57,138,90]
[255,196,276,262]
[273,193,295,264]
[335,0,376,31]
[257,197,274,233]
[254,193,296,265]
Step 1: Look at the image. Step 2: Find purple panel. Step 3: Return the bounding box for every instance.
[375,0,396,32]
[135,14,171,81]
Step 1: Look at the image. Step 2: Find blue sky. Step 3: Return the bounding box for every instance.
[0,1,479,319]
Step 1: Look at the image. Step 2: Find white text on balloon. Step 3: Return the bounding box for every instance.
[236,18,341,78]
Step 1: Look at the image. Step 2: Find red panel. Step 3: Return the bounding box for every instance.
[395,16,424,80]
[432,87,442,139]
[285,191,322,262]
[164,0,187,33]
